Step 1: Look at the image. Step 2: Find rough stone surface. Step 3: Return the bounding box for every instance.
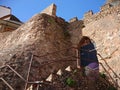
[0,13,71,64]
[84,5,120,24]
[68,20,83,47]
[0,13,76,90]
[83,12,120,88]
[0,2,120,90]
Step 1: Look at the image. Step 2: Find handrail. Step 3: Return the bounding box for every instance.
[33,46,77,58]
[0,78,14,90]
[0,46,119,89]
[0,53,77,90]
[6,65,26,82]
[98,53,120,80]
[34,54,78,66]
[2,64,52,90]
[37,59,76,68]
[24,54,33,90]
[33,47,120,80]
[99,63,119,88]
[98,53,120,89]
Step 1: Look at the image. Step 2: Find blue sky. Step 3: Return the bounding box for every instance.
[0,0,106,22]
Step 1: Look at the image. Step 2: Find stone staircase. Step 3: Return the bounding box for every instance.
[0,51,118,90]
[0,62,117,90]
[27,65,112,90]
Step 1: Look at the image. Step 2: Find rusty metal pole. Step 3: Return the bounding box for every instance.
[76,48,80,69]
[6,65,26,82]
[24,54,34,90]
[0,78,14,90]
[36,84,39,90]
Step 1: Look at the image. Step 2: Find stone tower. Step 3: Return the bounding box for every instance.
[41,3,56,16]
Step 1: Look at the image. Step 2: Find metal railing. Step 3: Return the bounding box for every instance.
[0,47,119,90]
[98,53,120,88]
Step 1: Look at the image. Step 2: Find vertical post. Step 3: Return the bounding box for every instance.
[76,48,80,69]
[24,54,33,90]
[36,84,39,90]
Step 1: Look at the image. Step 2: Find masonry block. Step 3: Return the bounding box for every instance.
[41,3,56,16]
[100,4,111,11]
[84,10,93,19]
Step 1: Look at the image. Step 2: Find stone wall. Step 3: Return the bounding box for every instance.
[68,20,83,47]
[82,12,120,88]
[84,10,93,20]
[83,4,120,24]
[0,13,74,89]
[100,3,111,11]
[41,3,56,16]
[69,17,78,23]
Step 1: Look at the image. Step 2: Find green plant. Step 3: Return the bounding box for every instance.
[100,72,106,79]
[48,18,55,24]
[66,77,76,87]
[73,69,77,74]
[63,30,70,38]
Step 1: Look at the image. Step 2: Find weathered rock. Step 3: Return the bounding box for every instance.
[1,2,120,90]
[0,13,74,90]
[83,12,120,88]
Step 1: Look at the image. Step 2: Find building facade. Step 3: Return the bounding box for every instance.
[0,6,22,32]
